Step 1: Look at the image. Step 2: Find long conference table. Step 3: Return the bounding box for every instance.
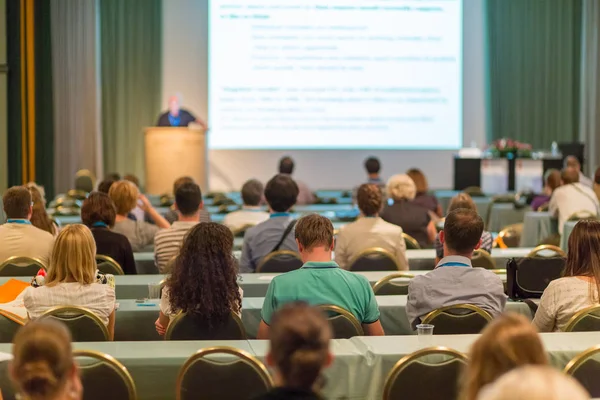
[0,332,595,400]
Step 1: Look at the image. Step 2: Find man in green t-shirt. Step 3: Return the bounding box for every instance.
[257,214,385,339]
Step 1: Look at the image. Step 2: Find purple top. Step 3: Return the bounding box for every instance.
[531,195,551,211]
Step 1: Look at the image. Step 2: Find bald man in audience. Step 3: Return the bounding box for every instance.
[564,155,593,187]
[549,167,599,234]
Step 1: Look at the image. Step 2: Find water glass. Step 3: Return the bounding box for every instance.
[416,324,434,347]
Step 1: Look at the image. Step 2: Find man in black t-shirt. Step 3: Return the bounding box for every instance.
[156,95,207,128]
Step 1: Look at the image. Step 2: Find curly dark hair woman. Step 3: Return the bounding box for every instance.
[155,222,242,335]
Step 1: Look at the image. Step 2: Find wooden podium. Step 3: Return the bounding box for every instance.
[144,127,207,195]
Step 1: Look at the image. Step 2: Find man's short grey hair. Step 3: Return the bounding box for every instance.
[386,174,417,201]
[241,179,264,206]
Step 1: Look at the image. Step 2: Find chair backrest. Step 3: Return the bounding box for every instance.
[256,250,303,273]
[40,306,109,342]
[564,345,600,398]
[67,189,89,201]
[0,311,24,343]
[403,233,421,250]
[317,305,363,339]
[463,186,485,197]
[0,256,47,276]
[422,304,492,335]
[74,350,137,400]
[568,210,598,221]
[165,311,246,341]
[231,224,255,238]
[527,244,566,258]
[75,169,96,193]
[497,223,523,248]
[176,346,273,400]
[372,273,415,296]
[471,249,496,270]
[96,254,124,275]
[565,306,600,332]
[348,247,400,272]
[383,347,468,400]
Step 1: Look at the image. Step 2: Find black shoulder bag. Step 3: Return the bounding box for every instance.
[271,220,297,253]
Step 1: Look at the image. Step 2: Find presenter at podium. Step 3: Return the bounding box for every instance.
[156,95,207,129]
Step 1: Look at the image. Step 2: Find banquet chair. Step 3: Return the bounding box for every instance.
[422,304,492,335]
[317,305,364,339]
[231,223,255,238]
[0,311,23,343]
[527,244,566,258]
[471,249,496,270]
[165,311,246,341]
[96,254,124,275]
[403,233,421,250]
[568,210,598,221]
[67,189,89,201]
[176,347,273,400]
[565,305,600,332]
[372,273,415,296]
[564,345,600,397]
[40,306,109,342]
[256,250,303,273]
[74,169,96,193]
[463,186,485,197]
[74,350,137,400]
[348,247,400,272]
[0,256,46,276]
[383,347,468,400]
[496,223,523,248]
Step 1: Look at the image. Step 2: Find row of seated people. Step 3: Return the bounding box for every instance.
[3,305,591,400]
[4,204,599,340]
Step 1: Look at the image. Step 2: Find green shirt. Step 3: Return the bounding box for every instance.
[261,261,381,325]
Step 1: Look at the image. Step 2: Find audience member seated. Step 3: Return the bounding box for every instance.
[240,174,299,273]
[406,168,443,217]
[10,320,83,400]
[461,313,548,400]
[109,180,170,251]
[253,303,332,400]
[257,214,385,339]
[154,182,203,273]
[23,225,116,339]
[123,174,146,222]
[105,172,121,181]
[155,223,242,335]
[594,167,600,201]
[531,169,561,211]
[97,178,116,194]
[81,192,136,274]
[406,209,506,329]
[434,193,493,263]
[477,366,589,400]
[534,220,600,331]
[335,184,408,270]
[549,168,599,235]
[27,185,59,237]
[223,179,269,232]
[380,174,436,248]
[364,156,384,186]
[278,156,315,205]
[565,155,593,187]
[164,176,211,224]
[0,186,54,265]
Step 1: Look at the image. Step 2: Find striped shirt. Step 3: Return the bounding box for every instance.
[154,221,198,273]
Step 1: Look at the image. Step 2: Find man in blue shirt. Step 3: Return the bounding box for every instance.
[257,214,385,339]
[156,95,207,129]
[240,174,299,273]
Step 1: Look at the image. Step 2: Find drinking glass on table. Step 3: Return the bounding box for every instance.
[147,282,162,300]
[416,324,434,347]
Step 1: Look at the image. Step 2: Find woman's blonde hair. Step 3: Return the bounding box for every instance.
[11,320,75,400]
[477,366,588,400]
[108,180,139,215]
[461,313,548,400]
[386,174,417,201]
[406,168,429,194]
[46,224,97,286]
[28,185,56,235]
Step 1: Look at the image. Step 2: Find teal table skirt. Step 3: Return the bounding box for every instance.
[520,211,558,247]
[487,204,530,233]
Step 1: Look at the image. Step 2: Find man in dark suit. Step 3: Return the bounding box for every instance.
[156,95,207,128]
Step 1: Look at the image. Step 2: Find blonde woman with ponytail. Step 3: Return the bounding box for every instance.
[10,320,82,400]
[253,303,333,400]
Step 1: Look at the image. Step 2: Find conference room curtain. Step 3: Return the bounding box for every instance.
[100,0,162,184]
[486,0,583,149]
[51,0,102,195]
[579,0,600,174]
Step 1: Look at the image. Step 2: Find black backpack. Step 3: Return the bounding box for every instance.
[507,257,565,300]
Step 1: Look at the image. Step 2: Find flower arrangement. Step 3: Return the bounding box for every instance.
[487,138,533,159]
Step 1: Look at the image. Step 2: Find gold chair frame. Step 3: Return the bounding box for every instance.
[317,304,364,336]
[0,256,47,274]
[471,249,496,269]
[348,247,401,271]
[527,244,566,258]
[256,250,302,273]
[165,311,247,341]
[175,346,273,400]
[567,210,598,221]
[564,305,600,332]
[422,304,493,325]
[231,223,255,237]
[537,202,550,212]
[402,233,421,250]
[67,189,89,199]
[40,306,109,341]
[372,273,415,295]
[564,345,600,375]
[96,254,124,275]
[74,349,137,400]
[383,346,468,400]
